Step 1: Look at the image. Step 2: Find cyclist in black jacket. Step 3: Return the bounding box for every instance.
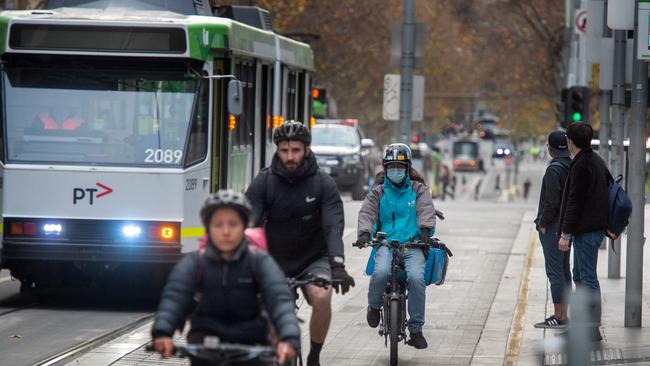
[152,191,299,366]
[246,121,355,366]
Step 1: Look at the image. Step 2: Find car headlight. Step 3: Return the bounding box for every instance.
[342,154,361,165]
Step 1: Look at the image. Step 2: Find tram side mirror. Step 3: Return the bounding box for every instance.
[227,80,243,116]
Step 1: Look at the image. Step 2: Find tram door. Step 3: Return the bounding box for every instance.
[211,60,227,193]
[225,61,255,191]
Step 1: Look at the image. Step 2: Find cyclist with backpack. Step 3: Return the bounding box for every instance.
[246,121,355,366]
[151,191,299,366]
[534,131,572,329]
[356,143,437,349]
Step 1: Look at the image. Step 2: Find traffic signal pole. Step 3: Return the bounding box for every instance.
[625,0,647,328]
[398,0,415,144]
[609,29,626,278]
[599,90,611,164]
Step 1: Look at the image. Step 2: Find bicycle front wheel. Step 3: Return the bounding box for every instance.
[389,299,400,366]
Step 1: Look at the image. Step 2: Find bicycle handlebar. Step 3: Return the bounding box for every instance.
[146,342,276,361]
[286,274,343,289]
[353,237,453,257]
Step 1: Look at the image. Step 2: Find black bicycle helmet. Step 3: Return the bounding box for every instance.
[383,143,412,167]
[273,120,311,146]
[200,190,252,227]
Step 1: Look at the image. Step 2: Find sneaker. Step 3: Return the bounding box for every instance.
[534,315,568,329]
[406,331,428,349]
[366,306,380,328]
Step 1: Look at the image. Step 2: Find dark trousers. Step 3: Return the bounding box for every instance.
[572,230,605,325]
[538,223,571,304]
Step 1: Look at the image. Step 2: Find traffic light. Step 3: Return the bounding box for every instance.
[565,86,589,127]
[312,87,327,118]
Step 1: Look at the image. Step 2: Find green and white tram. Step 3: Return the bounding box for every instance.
[0,0,315,290]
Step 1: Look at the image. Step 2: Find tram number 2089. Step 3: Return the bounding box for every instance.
[144,149,183,164]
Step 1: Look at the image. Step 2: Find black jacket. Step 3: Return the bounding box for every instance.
[559,148,611,235]
[535,157,571,229]
[151,241,300,351]
[246,152,345,277]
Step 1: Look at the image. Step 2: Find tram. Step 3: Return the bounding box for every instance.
[452,139,482,172]
[0,0,314,290]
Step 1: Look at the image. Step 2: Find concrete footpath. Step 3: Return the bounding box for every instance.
[511,206,650,366]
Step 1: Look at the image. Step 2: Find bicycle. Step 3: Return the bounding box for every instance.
[353,232,452,366]
[146,338,277,366]
[285,274,342,366]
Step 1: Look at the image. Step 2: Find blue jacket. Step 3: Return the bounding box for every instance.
[358,176,436,243]
[378,176,421,243]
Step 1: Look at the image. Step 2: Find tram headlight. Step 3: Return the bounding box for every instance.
[122,225,142,238]
[504,148,511,155]
[496,148,504,155]
[43,223,62,235]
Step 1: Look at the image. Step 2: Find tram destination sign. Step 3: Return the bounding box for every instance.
[9,24,187,54]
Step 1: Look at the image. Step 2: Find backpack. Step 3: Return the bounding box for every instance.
[198,227,268,251]
[607,174,632,241]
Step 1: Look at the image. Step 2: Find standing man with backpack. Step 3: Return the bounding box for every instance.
[534,131,572,329]
[558,123,611,341]
[246,121,355,366]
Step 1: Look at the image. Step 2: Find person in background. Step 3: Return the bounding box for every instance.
[533,131,572,329]
[558,123,610,342]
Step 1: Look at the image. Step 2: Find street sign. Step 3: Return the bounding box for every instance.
[637,2,650,61]
[390,22,426,69]
[382,74,424,121]
[586,0,604,62]
[575,9,587,34]
[608,0,635,30]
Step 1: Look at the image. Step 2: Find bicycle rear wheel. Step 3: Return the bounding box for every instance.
[389,299,400,365]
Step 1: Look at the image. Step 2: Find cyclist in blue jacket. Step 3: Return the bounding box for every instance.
[356,143,436,349]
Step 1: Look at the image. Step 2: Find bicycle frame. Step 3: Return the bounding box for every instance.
[378,240,408,346]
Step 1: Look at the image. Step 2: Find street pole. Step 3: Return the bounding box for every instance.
[599,90,611,165]
[599,0,612,166]
[398,0,415,144]
[609,29,626,279]
[625,0,647,328]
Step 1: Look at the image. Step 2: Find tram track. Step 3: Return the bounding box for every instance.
[32,313,154,366]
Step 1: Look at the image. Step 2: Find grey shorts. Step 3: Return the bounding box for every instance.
[297,256,332,279]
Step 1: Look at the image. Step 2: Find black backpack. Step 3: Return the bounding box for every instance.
[607,174,632,241]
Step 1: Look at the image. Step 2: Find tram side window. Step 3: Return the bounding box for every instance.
[286,71,296,121]
[184,80,208,167]
[296,71,306,123]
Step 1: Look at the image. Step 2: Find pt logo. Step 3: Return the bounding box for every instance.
[73,183,114,205]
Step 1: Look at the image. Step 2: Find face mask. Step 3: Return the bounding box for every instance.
[387,167,407,185]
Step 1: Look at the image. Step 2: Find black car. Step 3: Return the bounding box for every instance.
[311,123,366,200]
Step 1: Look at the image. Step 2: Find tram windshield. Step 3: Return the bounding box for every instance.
[453,142,478,157]
[3,60,202,167]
